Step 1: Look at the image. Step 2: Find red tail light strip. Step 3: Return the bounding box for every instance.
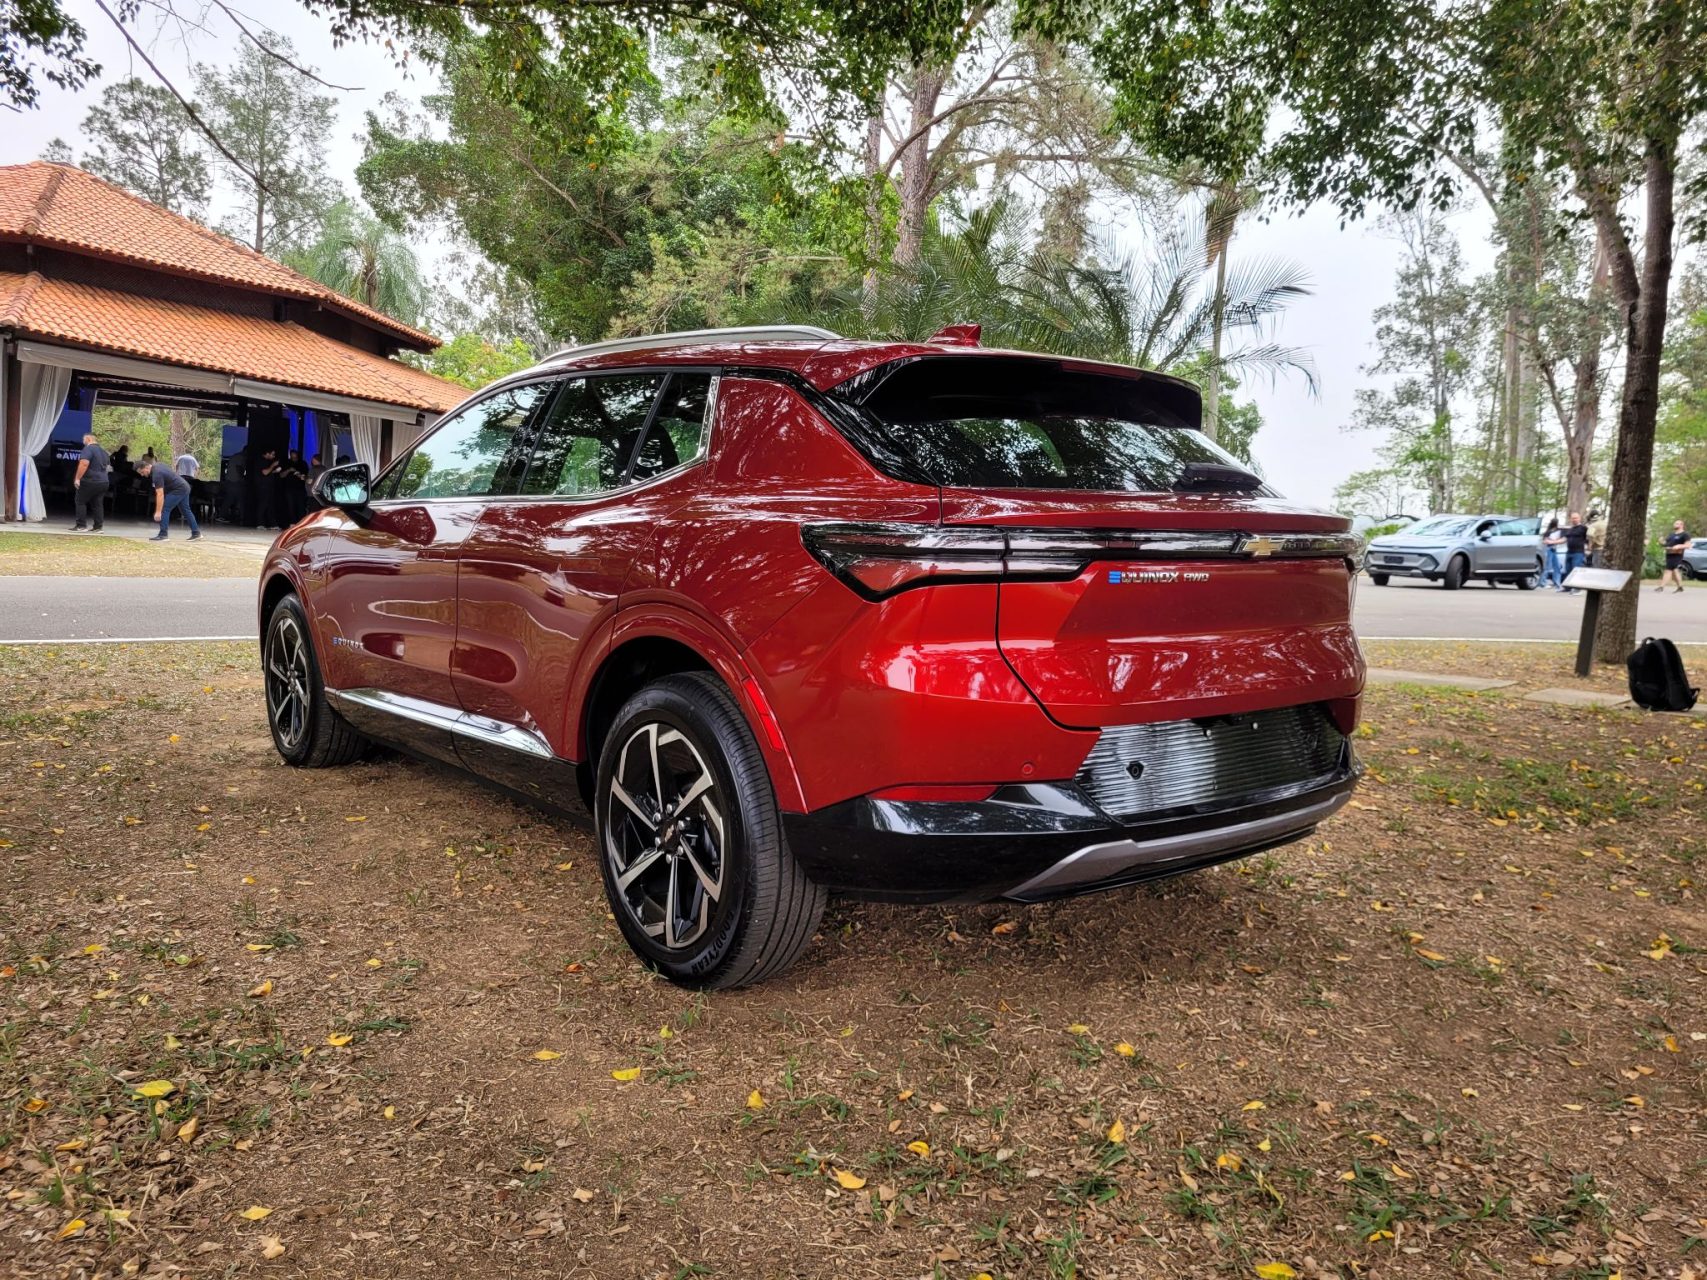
[802,523,1361,599]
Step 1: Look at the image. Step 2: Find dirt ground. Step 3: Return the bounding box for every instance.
[1,640,1703,1280]
[0,533,265,578]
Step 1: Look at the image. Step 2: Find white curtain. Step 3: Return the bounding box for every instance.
[17,362,72,521]
[349,413,384,475]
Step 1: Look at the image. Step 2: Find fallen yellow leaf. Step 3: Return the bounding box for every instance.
[1414,948,1448,962]
[1216,1151,1242,1172]
[57,1218,87,1240]
[365,958,382,968]
[1115,1042,1136,1057]
[747,1090,764,1110]
[383,1105,396,1120]
[1067,1023,1090,1035]
[325,1033,353,1047]
[1241,1100,1265,1112]
[176,1116,198,1143]
[830,1168,866,1190]
[532,1050,562,1061]
[239,1205,273,1221]
[907,1140,931,1157]
[133,1080,175,1098]
[610,1066,641,1082]
[261,1236,285,1259]
[245,943,273,952]
[1253,1265,1297,1280]
[23,1097,47,1113]
[1106,1119,1126,1144]
[248,979,273,998]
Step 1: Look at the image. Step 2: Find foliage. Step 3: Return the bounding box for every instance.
[0,0,94,109]
[1654,270,1707,537]
[283,199,426,326]
[62,77,211,218]
[194,33,339,253]
[413,334,538,391]
[358,44,859,343]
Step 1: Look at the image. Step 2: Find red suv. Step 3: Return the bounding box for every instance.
[260,326,1363,987]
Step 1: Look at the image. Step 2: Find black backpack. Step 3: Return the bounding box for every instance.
[1627,637,1699,712]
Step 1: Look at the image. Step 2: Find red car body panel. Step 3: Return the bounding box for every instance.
[261,334,1364,896]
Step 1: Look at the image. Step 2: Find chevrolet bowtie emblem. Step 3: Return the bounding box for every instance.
[1242,535,1279,558]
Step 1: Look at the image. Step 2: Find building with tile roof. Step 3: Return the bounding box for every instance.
[0,161,467,522]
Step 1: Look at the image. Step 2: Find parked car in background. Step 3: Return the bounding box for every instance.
[1363,514,1543,589]
[1682,537,1707,580]
[258,325,1364,988]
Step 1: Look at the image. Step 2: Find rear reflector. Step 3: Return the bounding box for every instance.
[871,784,999,803]
[741,677,788,753]
[802,522,1361,599]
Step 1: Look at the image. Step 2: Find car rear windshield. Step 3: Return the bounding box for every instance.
[840,356,1259,493]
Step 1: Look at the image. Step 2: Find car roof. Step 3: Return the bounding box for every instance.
[494,325,1202,397]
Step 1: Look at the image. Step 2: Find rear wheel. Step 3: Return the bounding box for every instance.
[1516,565,1540,590]
[1442,556,1469,590]
[1369,572,1390,586]
[263,595,368,767]
[595,672,825,989]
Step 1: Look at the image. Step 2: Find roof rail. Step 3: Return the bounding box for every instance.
[546,325,841,365]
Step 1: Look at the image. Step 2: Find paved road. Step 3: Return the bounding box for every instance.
[0,577,257,642]
[1354,577,1707,643]
[2,572,1703,645]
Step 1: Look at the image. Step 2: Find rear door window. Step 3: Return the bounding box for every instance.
[843,356,1255,493]
[630,374,714,482]
[518,374,664,497]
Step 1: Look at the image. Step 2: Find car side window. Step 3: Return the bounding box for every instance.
[630,374,715,482]
[1496,518,1537,537]
[518,374,665,497]
[376,383,550,501]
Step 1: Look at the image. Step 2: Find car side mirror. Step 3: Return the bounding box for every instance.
[313,462,370,510]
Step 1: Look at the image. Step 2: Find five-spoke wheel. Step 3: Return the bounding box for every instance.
[595,673,825,989]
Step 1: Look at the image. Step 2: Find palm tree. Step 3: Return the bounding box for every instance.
[286,200,427,327]
[844,200,1316,396]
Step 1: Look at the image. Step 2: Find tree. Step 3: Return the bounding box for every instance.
[70,77,211,218]
[0,0,94,109]
[195,34,339,254]
[1342,214,1482,514]
[1063,0,1707,662]
[285,200,425,325]
[413,333,539,390]
[358,48,859,343]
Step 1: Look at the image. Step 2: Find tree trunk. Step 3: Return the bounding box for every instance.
[168,410,189,463]
[862,112,884,319]
[253,187,266,254]
[893,66,946,268]
[1204,234,1229,442]
[1593,142,1676,664]
[1564,226,1611,516]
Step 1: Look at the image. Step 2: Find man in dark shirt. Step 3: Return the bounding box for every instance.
[136,458,202,541]
[71,432,109,531]
[257,449,282,529]
[1561,511,1589,592]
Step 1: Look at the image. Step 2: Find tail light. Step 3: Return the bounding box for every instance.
[801,522,1361,600]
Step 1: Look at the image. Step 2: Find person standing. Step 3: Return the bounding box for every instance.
[1658,520,1691,593]
[257,448,282,529]
[136,457,201,542]
[1562,511,1589,592]
[173,449,200,479]
[1586,508,1608,566]
[1542,518,1566,590]
[71,432,110,531]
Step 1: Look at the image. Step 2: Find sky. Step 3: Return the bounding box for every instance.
[1,0,1497,508]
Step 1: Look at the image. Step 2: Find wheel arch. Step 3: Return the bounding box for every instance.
[258,569,303,651]
[574,612,807,812]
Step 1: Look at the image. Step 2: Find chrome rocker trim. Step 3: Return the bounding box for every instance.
[325,688,554,758]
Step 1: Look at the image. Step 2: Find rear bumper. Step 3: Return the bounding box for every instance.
[783,747,1358,903]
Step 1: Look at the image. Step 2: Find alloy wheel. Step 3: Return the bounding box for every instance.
[265,614,312,752]
[605,721,727,951]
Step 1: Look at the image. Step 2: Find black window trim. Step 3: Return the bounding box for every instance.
[481,367,720,506]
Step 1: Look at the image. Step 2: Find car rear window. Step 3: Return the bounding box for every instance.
[840,356,1257,493]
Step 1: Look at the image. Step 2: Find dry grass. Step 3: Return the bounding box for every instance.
[1,640,1703,1279]
[0,531,264,578]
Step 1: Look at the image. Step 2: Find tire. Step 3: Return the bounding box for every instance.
[1516,566,1540,590]
[1442,555,1468,590]
[1683,561,1700,581]
[263,594,369,767]
[1369,572,1390,586]
[594,672,825,990]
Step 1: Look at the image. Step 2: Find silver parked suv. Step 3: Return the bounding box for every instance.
[1363,514,1543,589]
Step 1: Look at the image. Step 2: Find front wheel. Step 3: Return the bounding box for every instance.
[263,595,368,767]
[1369,572,1390,586]
[595,672,825,989]
[1516,567,1540,590]
[1442,556,1468,590]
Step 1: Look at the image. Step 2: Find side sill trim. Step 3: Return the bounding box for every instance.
[326,687,555,759]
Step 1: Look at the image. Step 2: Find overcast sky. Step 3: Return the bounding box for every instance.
[3,1,1502,508]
